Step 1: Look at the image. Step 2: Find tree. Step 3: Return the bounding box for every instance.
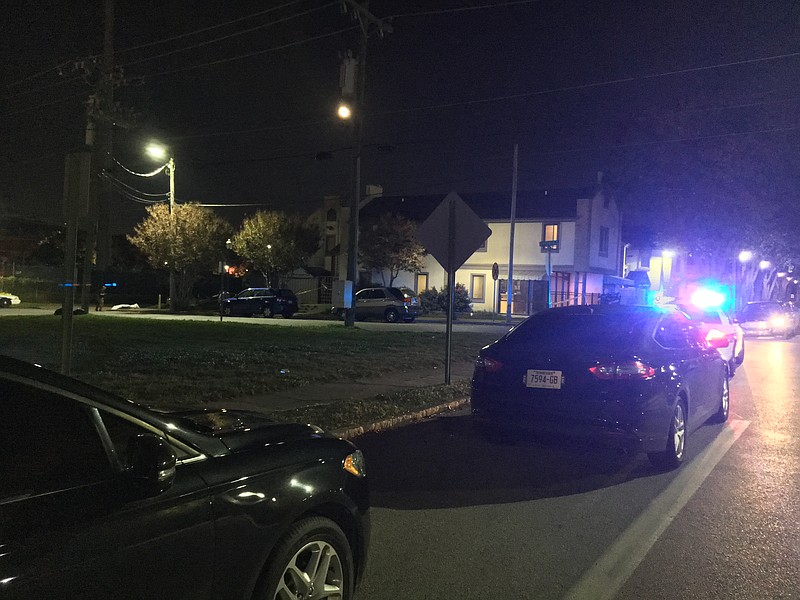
[359,213,426,286]
[232,211,320,287]
[128,203,231,310]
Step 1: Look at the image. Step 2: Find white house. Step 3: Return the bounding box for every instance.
[306,176,623,314]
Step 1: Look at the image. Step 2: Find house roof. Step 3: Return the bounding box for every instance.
[360,188,597,223]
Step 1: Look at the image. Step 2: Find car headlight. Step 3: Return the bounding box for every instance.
[770,315,787,327]
[343,450,366,478]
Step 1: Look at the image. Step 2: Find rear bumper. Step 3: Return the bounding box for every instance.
[471,385,672,454]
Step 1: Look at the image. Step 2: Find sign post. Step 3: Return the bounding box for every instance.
[539,240,559,308]
[491,262,499,320]
[416,192,492,384]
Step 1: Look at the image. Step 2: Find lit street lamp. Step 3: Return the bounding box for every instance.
[336,102,352,120]
[736,250,753,311]
[145,143,177,312]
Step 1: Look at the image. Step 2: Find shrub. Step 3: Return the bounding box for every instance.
[419,284,472,314]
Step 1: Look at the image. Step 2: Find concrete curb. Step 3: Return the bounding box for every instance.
[331,397,470,439]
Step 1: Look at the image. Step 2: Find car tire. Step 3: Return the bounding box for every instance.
[223,305,232,316]
[735,345,745,365]
[384,308,400,323]
[0,298,10,308]
[709,372,730,424]
[256,516,354,600]
[648,399,687,470]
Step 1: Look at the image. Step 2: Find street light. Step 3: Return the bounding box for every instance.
[659,249,675,295]
[337,102,352,120]
[145,142,177,311]
[759,260,771,270]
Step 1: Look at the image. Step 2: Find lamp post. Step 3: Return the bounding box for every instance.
[219,238,232,322]
[659,250,675,299]
[736,250,753,311]
[146,143,177,312]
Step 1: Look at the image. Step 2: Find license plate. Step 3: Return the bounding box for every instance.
[526,369,563,389]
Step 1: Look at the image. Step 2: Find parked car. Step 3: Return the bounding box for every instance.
[737,301,795,338]
[0,355,369,599]
[333,287,421,323]
[471,304,730,469]
[0,291,21,307]
[675,303,745,375]
[221,287,298,318]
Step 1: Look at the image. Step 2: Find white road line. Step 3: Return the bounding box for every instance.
[562,419,750,600]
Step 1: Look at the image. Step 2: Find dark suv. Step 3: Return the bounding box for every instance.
[0,355,369,599]
[221,287,299,318]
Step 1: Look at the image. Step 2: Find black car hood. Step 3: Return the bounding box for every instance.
[164,408,328,453]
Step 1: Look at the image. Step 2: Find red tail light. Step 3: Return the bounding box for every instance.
[589,361,656,380]
[475,356,504,373]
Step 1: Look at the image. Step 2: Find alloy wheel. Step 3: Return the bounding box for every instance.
[672,402,686,461]
[274,540,344,600]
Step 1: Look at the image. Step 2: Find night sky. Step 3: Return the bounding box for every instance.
[3,0,800,243]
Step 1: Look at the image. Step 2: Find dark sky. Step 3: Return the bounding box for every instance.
[3,0,800,238]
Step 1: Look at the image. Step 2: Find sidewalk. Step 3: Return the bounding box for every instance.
[205,360,477,413]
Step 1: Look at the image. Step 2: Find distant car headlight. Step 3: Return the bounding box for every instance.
[770,315,787,327]
[343,450,366,478]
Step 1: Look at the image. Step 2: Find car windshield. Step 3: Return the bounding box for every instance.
[678,305,722,324]
[741,303,783,320]
[506,311,652,350]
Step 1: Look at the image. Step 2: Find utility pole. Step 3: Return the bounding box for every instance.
[506,143,518,323]
[81,0,115,311]
[341,0,391,327]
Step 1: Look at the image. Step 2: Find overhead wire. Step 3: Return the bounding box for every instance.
[112,157,168,177]
[136,25,359,79]
[114,0,312,55]
[102,171,170,197]
[388,0,540,19]
[120,1,339,68]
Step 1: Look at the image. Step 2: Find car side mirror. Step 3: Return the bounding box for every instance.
[124,434,177,497]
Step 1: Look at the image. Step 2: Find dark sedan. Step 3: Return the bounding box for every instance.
[0,355,369,600]
[471,304,730,469]
[222,287,299,318]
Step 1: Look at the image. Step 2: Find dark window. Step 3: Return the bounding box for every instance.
[599,227,610,257]
[387,288,405,301]
[654,318,691,348]
[679,305,722,324]
[0,378,113,500]
[325,235,336,252]
[326,208,337,222]
[372,289,386,299]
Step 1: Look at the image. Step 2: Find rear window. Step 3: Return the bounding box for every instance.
[506,312,651,350]
[387,288,406,301]
[679,305,722,324]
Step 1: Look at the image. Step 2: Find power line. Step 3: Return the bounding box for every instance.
[3,59,77,89]
[102,171,169,197]
[0,91,87,118]
[136,25,359,79]
[373,49,800,119]
[120,2,338,68]
[389,0,540,19]
[115,0,313,55]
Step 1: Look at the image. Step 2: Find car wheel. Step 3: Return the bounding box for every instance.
[257,516,353,600]
[735,345,745,365]
[0,298,10,308]
[264,305,275,318]
[648,399,687,470]
[385,308,400,323]
[223,305,232,316]
[709,372,730,423]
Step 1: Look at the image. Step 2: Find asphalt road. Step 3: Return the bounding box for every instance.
[354,338,800,600]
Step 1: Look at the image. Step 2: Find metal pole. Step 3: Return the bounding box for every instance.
[445,196,456,385]
[168,157,177,312]
[506,143,518,323]
[219,261,224,322]
[546,249,552,308]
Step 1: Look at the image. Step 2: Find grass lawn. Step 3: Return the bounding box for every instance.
[1,315,502,409]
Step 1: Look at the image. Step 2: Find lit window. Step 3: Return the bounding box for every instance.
[471,274,486,302]
[541,223,560,253]
[416,273,429,292]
